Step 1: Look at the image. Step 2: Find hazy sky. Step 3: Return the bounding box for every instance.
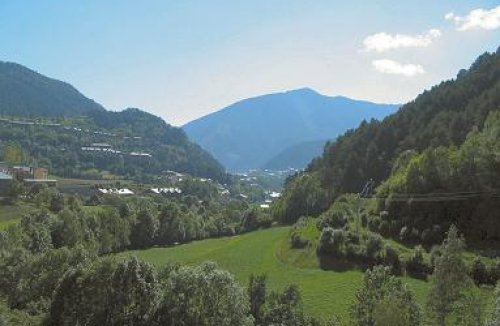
[1,1,499,125]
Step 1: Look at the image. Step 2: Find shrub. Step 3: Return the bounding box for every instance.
[379,220,391,237]
[365,233,384,260]
[405,245,430,279]
[367,216,381,232]
[384,246,403,275]
[290,231,309,249]
[346,230,360,244]
[430,245,442,269]
[470,256,488,285]
[489,262,500,285]
[319,227,346,256]
[318,205,348,230]
[399,226,410,242]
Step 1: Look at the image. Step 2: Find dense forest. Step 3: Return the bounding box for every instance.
[273,48,500,232]
[0,62,105,117]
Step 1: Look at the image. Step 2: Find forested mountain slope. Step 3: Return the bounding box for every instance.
[274,48,500,223]
[0,63,227,182]
[0,62,105,117]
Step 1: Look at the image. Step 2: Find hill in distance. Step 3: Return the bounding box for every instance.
[0,61,105,117]
[263,140,327,170]
[183,88,398,172]
[0,62,227,181]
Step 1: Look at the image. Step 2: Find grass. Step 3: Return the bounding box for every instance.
[125,226,430,321]
[0,202,35,229]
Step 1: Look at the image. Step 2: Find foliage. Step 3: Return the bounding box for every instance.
[0,109,227,182]
[276,48,500,230]
[272,173,331,224]
[155,261,253,326]
[47,257,160,326]
[426,226,474,326]
[485,282,500,326]
[350,265,420,326]
[377,111,500,242]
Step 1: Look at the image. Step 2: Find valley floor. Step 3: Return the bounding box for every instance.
[124,226,430,321]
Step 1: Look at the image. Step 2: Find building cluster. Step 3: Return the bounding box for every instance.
[81,143,152,158]
[96,187,183,197]
[0,164,56,196]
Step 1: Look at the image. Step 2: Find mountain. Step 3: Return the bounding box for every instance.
[0,62,227,182]
[262,140,326,170]
[183,88,398,172]
[273,48,500,224]
[0,61,105,117]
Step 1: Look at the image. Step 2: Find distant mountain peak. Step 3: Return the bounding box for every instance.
[284,87,320,96]
[183,89,398,172]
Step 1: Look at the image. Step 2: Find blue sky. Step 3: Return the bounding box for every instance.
[1,1,499,125]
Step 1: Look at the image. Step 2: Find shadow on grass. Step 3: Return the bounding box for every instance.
[318,253,372,272]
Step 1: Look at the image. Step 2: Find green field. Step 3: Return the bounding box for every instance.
[0,203,35,229]
[125,227,430,321]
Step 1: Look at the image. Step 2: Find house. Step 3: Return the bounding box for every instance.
[150,187,182,195]
[0,172,13,196]
[10,166,56,185]
[33,167,48,180]
[97,188,134,195]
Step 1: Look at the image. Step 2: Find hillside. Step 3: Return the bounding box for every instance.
[274,48,500,224]
[0,62,105,117]
[262,140,326,170]
[0,63,227,182]
[183,88,398,172]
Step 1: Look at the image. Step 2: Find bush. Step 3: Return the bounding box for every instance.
[489,262,500,285]
[318,204,348,230]
[365,233,384,260]
[367,216,381,232]
[470,256,488,285]
[290,217,312,249]
[346,230,360,245]
[319,227,346,256]
[430,245,442,269]
[379,220,391,237]
[290,232,309,249]
[384,246,402,275]
[405,245,430,279]
[399,226,410,242]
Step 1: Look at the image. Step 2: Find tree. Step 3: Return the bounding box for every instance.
[49,193,65,213]
[350,266,420,326]
[426,225,473,326]
[262,285,309,326]
[108,257,160,325]
[486,282,500,326]
[452,287,484,326]
[373,296,415,326]
[155,261,253,326]
[470,256,488,285]
[248,274,267,324]
[2,143,25,165]
[48,257,159,326]
[157,203,181,245]
[130,210,158,249]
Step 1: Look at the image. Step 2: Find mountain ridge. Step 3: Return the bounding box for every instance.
[0,61,106,116]
[0,61,227,181]
[183,88,399,172]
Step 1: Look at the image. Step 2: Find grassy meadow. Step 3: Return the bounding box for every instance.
[0,202,35,229]
[125,226,430,321]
